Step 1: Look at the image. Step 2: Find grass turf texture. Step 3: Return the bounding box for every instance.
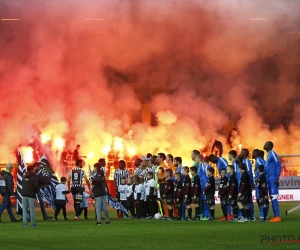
[1,201,300,250]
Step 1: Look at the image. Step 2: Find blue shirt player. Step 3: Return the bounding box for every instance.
[200,156,212,220]
[252,149,267,220]
[208,154,228,176]
[228,150,240,183]
[264,141,282,222]
[240,149,253,185]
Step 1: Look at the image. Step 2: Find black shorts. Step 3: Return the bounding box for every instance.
[228,197,237,207]
[257,197,269,206]
[71,186,84,195]
[166,196,174,206]
[146,195,157,201]
[220,196,228,206]
[238,194,251,205]
[159,184,165,198]
[184,197,191,205]
[206,194,215,206]
[175,203,182,209]
[71,186,84,203]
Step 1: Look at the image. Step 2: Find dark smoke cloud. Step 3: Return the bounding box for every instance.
[0,0,300,164]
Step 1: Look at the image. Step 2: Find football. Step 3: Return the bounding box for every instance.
[154,213,162,220]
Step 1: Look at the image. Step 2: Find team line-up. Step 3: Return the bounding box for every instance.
[68,140,281,224]
[0,141,282,226]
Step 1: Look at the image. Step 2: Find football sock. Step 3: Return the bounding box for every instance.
[195,207,200,217]
[258,204,263,218]
[245,208,251,219]
[232,207,238,218]
[209,209,215,218]
[75,203,80,217]
[172,205,178,217]
[198,202,203,215]
[240,208,245,218]
[221,206,227,217]
[249,203,254,218]
[169,209,173,218]
[271,201,275,216]
[226,205,232,215]
[263,207,267,220]
[238,208,241,217]
[178,207,182,218]
[272,199,280,217]
[163,204,169,217]
[188,208,192,218]
[181,204,186,219]
[203,203,210,217]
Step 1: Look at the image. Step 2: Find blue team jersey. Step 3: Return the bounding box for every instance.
[200,163,211,201]
[197,163,204,177]
[217,157,228,175]
[265,150,282,180]
[232,160,241,185]
[254,157,266,180]
[243,158,253,185]
[200,163,211,185]
[176,165,183,174]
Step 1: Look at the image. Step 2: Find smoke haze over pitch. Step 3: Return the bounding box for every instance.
[0,0,300,163]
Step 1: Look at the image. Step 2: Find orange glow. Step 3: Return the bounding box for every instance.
[1,18,20,21]
[54,137,65,150]
[113,137,124,151]
[55,171,60,180]
[20,146,33,163]
[84,18,103,21]
[87,152,94,159]
[41,134,51,144]
[129,148,136,156]
[102,145,111,155]
[249,18,267,21]
[238,144,242,153]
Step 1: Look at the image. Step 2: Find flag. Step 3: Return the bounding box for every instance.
[38,155,59,210]
[88,164,94,179]
[16,148,27,215]
[106,191,128,214]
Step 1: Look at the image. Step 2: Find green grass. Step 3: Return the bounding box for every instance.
[1,201,300,250]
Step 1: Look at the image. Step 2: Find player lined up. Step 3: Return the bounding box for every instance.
[111,141,281,223]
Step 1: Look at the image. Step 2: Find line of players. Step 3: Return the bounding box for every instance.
[114,141,282,222]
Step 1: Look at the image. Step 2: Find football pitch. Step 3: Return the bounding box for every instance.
[1,201,300,250]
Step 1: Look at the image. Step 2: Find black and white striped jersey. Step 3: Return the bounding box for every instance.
[133,168,143,176]
[69,168,86,187]
[114,169,130,187]
[145,166,156,179]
